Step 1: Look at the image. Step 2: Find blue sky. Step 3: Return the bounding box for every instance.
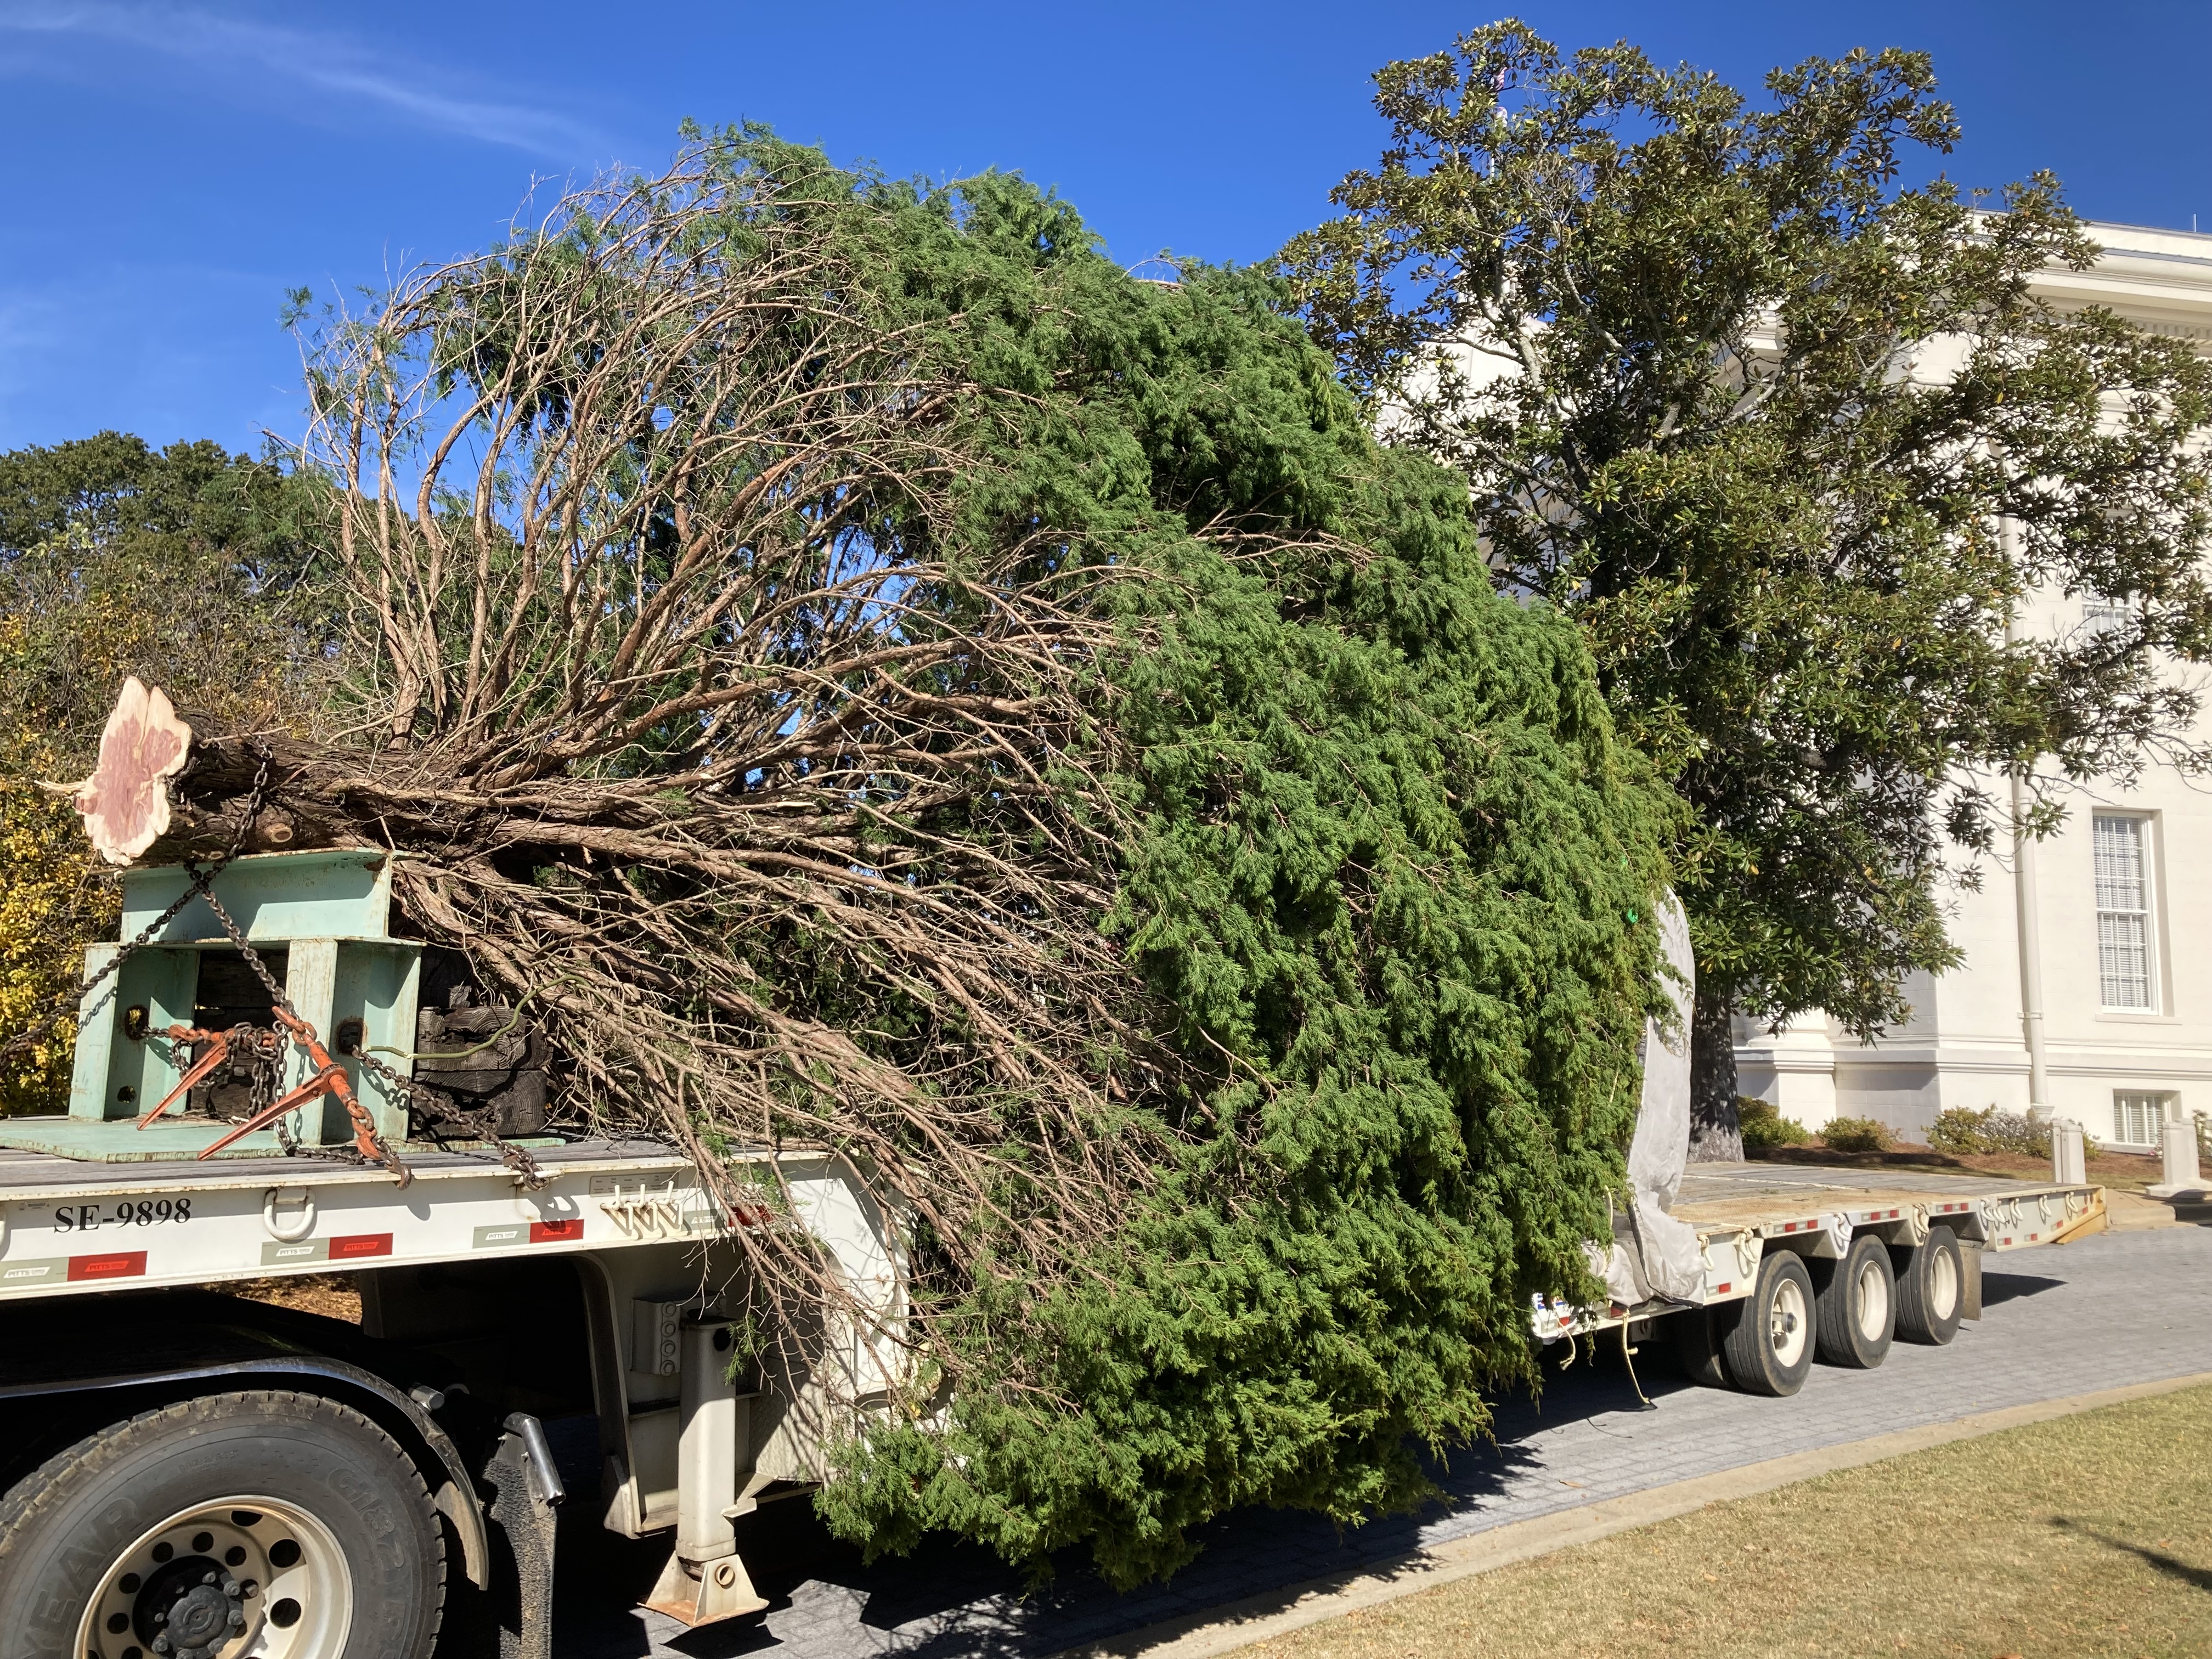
[1,0,2205,455]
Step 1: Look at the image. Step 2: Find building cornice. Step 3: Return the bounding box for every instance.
[2032,222,2212,341]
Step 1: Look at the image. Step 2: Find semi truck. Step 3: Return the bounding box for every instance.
[0,849,2109,1659]
[0,848,906,1659]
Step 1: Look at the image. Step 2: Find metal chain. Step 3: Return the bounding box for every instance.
[187,882,413,1182]
[0,751,274,1071]
[350,1046,548,1189]
[4,748,543,1189]
[192,898,546,1194]
[188,883,541,1190]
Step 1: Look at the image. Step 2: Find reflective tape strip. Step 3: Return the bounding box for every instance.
[69,1251,146,1282]
[472,1219,584,1248]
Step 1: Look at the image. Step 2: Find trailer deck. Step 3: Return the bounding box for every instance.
[1532,1160,2106,1344]
[1674,1160,2107,1249]
[0,1136,895,1314]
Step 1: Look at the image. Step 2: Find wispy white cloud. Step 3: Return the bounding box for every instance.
[0,2,603,154]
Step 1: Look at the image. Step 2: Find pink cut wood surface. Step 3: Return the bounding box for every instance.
[72,676,192,865]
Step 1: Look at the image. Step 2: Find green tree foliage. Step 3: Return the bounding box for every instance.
[713,148,1681,1584]
[7,137,1673,1582]
[0,433,324,1109]
[1281,23,2212,1145]
[270,130,1674,1584]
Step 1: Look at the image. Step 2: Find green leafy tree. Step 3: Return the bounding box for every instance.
[1283,22,2212,1153]
[0,433,326,1109]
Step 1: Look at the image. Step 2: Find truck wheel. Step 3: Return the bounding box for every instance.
[1717,1250,1815,1396]
[1667,1306,1729,1387]
[1811,1233,1895,1369]
[0,1389,443,1659]
[1893,1225,1965,1345]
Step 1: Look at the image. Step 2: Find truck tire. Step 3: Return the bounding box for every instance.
[1811,1232,1895,1369]
[1893,1224,1965,1345]
[0,1389,443,1659]
[1717,1250,1815,1396]
[1667,1306,1728,1387]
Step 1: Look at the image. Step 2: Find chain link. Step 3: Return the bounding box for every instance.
[350,1046,548,1189]
[5,747,550,1188]
[187,881,413,1183]
[0,750,274,1071]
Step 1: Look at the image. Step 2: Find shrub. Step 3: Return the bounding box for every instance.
[1928,1105,2049,1157]
[1985,1111,2053,1157]
[1820,1115,1893,1153]
[1928,1106,1990,1154]
[1739,1096,1809,1151]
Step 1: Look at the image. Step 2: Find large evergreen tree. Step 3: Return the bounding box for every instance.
[814,200,1679,1578]
[1283,22,2212,1154]
[83,136,1671,1582]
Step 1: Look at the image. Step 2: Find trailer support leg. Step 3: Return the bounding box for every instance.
[642,1318,768,1628]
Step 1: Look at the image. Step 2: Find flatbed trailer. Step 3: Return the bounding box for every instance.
[1532,1161,2109,1393]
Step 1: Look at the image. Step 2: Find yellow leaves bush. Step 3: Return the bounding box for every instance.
[0,725,112,1113]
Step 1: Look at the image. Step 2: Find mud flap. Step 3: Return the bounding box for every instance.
[443,1412,565,1659]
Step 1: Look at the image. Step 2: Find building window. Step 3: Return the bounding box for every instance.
[2113,1090,2172,1146]
[2082,598,2130,636]
[2093,813,2157,1012]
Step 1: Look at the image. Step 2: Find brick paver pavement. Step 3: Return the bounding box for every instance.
[551,1219,2212,1658]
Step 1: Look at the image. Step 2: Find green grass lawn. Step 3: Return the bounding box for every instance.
[1240,1385,2212,1659]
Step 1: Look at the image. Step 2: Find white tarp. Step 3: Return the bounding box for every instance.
[1589,893,1707,1306]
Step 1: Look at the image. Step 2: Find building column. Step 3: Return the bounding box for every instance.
[1734,1011,1838,1131]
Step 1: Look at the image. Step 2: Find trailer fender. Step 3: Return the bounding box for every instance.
[0,1314,490,1590]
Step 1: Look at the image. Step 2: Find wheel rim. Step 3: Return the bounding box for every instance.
[1928,1247,1959,1320]
[75,1494,352,1659]
[1769,1276,1809,1367]
[1854,1257,1891,1342]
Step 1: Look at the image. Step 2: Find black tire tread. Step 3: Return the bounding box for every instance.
[1893,1224,1964,1346]
[1668,1306,1729,1387]
[0,1388,444,1659]
[1719,1250,1815,1397]
[1811,1233,1895,1369]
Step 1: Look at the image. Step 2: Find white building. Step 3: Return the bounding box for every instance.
[1737,222,2212,1151]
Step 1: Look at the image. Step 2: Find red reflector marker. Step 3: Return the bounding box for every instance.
[329,1233,393,1260]
[69,1251,147,1282]
[529,1218,584,1244]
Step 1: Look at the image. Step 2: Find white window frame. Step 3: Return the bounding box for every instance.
[2092,812,2159,1014]
[2081,597,2130,636]
[2113,1090,2172,1147]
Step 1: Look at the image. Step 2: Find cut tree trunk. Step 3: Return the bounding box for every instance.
[1688,987,1743,1163]
[55,686,362,867]
[60,676,194,865]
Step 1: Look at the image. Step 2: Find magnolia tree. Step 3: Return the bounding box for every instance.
[1284,23,2212,1155]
